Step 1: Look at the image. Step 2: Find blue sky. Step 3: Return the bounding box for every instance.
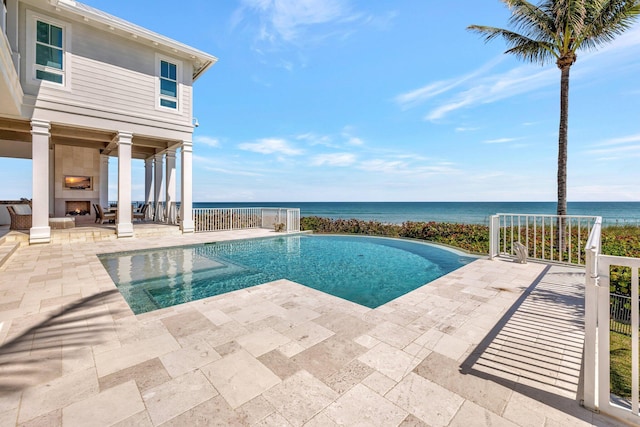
[4,0,640,202]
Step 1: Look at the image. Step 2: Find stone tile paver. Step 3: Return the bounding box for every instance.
[159,341,221,378]
[62,380,144,426]
[262,370,338,426]
[17,367,99,424]
[235,327,291,357]
[358,342,420,382]
[386,372,465,427]
[201,349,280,409]
[98,357,171,393]
[142,370,218,425]
[323,383,408,426]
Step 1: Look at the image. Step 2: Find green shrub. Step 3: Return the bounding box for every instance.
[300,217,489,254]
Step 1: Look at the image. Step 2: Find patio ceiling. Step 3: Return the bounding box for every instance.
[0,118,179,160]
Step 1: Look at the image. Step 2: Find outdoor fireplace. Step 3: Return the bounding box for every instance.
[65,201,91,216]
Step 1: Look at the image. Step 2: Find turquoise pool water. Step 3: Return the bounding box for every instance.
[99,235,477,314]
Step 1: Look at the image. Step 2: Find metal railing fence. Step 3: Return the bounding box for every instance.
[193,207,300,233]
[610,294,635,336]
[490,213,598,265]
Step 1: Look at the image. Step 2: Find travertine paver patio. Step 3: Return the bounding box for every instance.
[0,230,629,426]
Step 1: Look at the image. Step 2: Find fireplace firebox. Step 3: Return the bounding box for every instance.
[65,201,91,216]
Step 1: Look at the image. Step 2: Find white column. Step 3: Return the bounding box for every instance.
[180,140,194,233]
[100,154,109,208]
[48,145,55,215]
[30,120,51,244]
[116,131,133,238]
[154,153,164,221]
[144,157,153,206]
[165,149,176,224]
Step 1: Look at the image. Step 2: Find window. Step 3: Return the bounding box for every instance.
[159,60,178,109]
[34,20,64,84]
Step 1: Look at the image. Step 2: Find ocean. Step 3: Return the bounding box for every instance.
[193,202,640,226]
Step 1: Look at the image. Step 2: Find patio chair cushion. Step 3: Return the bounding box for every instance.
[11,204,32,215]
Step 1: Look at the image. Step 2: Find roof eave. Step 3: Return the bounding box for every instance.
[51,0,218,80]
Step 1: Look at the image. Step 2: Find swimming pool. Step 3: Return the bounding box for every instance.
[99,234,477,314]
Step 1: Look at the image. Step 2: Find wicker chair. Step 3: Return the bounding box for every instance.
[7,205,32,230]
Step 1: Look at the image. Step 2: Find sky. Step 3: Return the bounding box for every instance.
[3,0,640,202]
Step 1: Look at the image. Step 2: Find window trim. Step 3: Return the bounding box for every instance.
[26,10,72,90]
[155,54,182,113]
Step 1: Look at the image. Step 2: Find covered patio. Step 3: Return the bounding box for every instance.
[0,116,195,244]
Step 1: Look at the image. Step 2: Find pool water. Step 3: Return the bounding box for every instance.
[99,234,476,314]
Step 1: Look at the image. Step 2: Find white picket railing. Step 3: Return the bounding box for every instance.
[489,213,598,265]
[192,207,300,233]
[583,218,639,424]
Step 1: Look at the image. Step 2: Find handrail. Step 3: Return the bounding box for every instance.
[192,207,300,233]
[491,213,598,266]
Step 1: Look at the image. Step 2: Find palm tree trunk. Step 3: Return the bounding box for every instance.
[557,66,570,217]
[557,66,570,257]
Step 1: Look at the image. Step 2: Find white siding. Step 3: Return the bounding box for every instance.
[19,5,195,133]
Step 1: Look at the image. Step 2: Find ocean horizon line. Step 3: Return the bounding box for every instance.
[190,201,640,226]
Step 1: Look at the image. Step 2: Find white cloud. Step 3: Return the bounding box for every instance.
[238,138,303,155]
[455,126,480,132]
[194,136,221,148]
[586,143,640,156]
[425,65,557,121]
[296,132,334,146]
[341,126,365,146]
[403,25,640,122]
[359,159,406,173]
[584,132,640,161]
[203,167,263,177]
[592,133,640,147]
[311,152,357,166]
[483,137,521,144]
[357,159,459,176]
[395,57,503,110]
[237,0,360,43]
[346,136,364,146]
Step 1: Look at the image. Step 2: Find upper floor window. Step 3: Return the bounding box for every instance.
[35,20,64,84]
[27,10,70,88]
[159,60,178,109]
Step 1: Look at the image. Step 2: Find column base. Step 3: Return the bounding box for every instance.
[181,219,195,234]
[29,226,51,244]
[116,222,134,238]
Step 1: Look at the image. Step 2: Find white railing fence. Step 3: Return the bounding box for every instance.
[489,214,598,265]
[583,218,639,424]
[193,207,301,233]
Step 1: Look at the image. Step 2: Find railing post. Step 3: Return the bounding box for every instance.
[489,215,499,259]
[582,246,599,412]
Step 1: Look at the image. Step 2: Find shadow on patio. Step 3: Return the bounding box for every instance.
[0,290,124,393]
[457,264,595,423]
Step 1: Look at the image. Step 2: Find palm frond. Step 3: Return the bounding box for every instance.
[505,40,558,64]
[582,0,640,46]
[503,0,558,42]
[467,25,558,64]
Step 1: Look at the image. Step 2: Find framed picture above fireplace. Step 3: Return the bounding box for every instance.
[64,175,93,190]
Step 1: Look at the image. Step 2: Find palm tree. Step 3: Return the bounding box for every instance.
[468,0,640,217]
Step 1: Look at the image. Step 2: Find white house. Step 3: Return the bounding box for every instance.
[0,0,217,243]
